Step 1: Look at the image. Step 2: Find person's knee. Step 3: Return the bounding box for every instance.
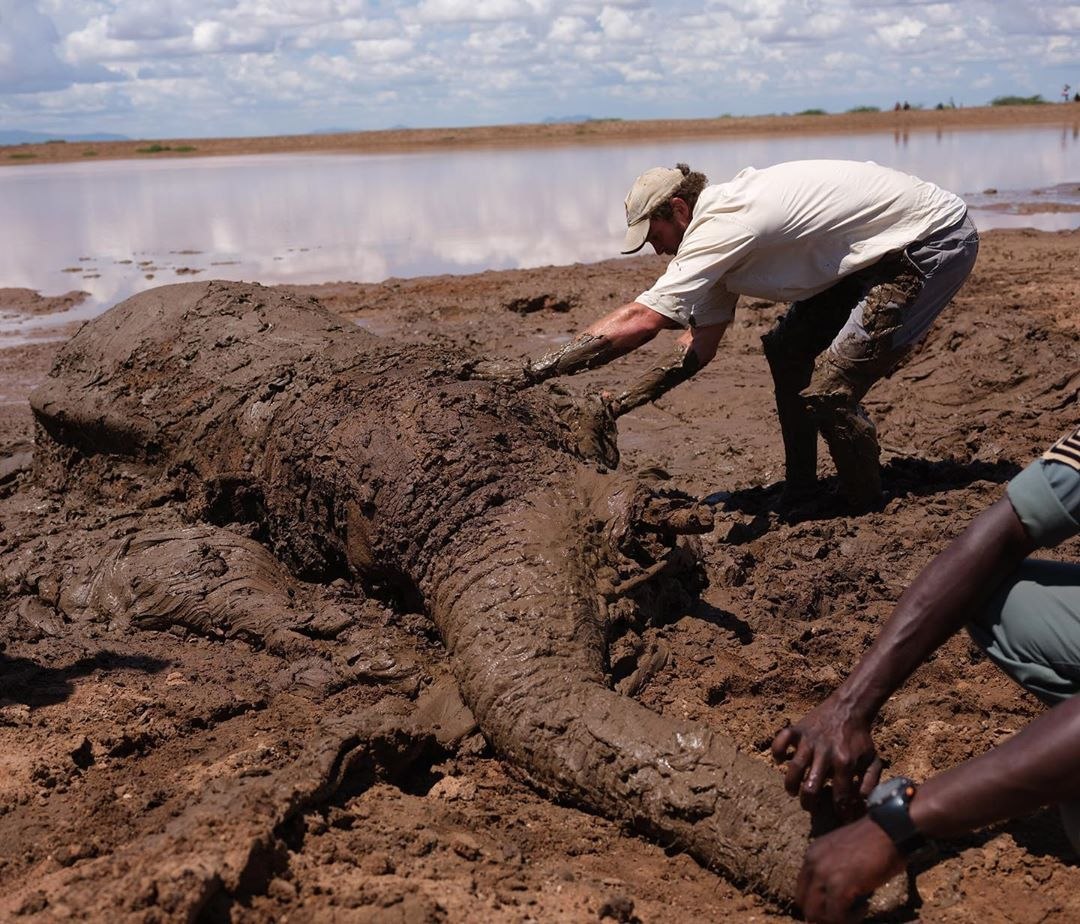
[801,359,858,407]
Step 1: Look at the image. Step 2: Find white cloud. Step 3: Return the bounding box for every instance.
[413,0,547,23]
[466,23,531,52]
[598,5,646,41]
[0,0,122,93]
[107,2,189,41]
[548,16,589,42]
[4,1,1079,139]
[875,16,928,49]
[352,37,413,61]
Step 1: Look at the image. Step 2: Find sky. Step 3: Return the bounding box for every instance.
[2,0,1079,140]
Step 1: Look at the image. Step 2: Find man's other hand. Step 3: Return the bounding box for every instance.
[796,817,905,923]
[771,696,883,818]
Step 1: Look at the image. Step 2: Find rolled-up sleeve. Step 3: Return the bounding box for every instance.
[636,218,755,328]
[1006,459,1080,548]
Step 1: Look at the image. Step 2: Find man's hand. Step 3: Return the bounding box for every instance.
[465,357,532,386]
[546,388,619,469]
[771,695,883,817]
[796,817,906,923]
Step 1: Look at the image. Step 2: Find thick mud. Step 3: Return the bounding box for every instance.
[1,228,1078,922]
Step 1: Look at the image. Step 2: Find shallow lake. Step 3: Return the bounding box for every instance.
[3,122,1079,342]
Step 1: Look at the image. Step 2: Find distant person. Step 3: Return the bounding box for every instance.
[473,160,978,509]
[902,101,911,110]
[772,423,1080,922]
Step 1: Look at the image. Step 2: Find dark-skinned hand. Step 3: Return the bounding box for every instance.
[771,694,884,819]
[796,816,906,923]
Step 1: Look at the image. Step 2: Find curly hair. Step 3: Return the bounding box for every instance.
[650,163,708,220]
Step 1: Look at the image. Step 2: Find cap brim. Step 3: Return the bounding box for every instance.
[621,219,649,255]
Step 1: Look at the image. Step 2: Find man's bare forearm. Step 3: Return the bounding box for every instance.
[526,332,624,383]
[912,693,1080,837]
[832,498,1036,721]
[526,301,673,383]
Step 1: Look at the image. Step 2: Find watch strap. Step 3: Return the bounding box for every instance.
[867,779,928,856]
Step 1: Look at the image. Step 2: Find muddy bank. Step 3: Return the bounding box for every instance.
[0,229,1079,921]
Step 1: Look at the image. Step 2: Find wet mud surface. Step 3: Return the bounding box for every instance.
[1,228,1079,922]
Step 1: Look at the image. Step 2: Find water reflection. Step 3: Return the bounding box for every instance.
[2,123,1078,341]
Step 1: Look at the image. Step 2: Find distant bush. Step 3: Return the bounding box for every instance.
[797,108,828,115]
[82,150,98,157]
[991,95,1046,106]
[45,139,66,144]
[134,143,196,153]
[847,106,880,113]
[8,152,37,159]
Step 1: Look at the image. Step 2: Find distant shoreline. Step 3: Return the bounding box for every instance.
[3,104,1079,168]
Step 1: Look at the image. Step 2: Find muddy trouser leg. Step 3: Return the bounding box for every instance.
[761,277,865,495]
[967,558,1080,852]
[803,214,980,508]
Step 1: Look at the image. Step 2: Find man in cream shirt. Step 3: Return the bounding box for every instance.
[480,160,978,509]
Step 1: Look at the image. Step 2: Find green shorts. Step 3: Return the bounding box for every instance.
[968,557,1080,705]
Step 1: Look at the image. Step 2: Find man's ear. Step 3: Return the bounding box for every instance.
[671,197,691,224]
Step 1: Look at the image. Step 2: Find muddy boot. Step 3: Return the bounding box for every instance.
[805,392,883,510]
[761,327,819,500]
[801,354,884,510]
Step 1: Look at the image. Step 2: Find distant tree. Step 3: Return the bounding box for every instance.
[847,105,881,113]
[797,108,828,115]
[991,94,1047,106]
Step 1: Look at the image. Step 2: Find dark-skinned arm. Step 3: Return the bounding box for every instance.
[772,497,1037,812]
[796,693,1080,923]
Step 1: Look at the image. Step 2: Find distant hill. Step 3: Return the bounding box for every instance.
[0,130,130,145]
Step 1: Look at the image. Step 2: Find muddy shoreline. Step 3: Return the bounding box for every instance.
[1,229,1079,921]
[4,104,1079,167]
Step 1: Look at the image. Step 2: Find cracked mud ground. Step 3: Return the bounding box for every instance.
[1,227,1078,922]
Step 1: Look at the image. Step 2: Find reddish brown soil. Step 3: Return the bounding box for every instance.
[1,227,1079,922]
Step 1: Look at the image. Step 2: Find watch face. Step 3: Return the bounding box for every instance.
[868,776,914,808]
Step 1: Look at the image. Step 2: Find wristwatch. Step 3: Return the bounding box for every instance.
[866,776,928,856]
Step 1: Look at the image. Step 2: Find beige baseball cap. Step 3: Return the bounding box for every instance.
[621,166,684,254]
